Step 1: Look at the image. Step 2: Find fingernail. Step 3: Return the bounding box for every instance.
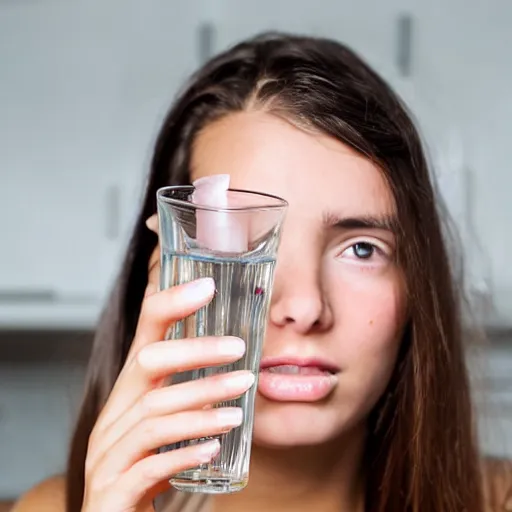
[145,214,159,233]
[197,439,220,461]
[182,278,215,299]
[225,371,255,389]
[215,407,244,428]
[218,337,246,357]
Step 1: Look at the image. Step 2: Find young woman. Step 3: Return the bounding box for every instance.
[14,32,506,512]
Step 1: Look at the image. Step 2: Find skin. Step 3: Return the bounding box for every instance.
[12,110,407,512]
[188,111,406,512]
[190,111,405,449]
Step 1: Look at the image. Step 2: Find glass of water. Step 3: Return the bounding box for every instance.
[156,184,288,494]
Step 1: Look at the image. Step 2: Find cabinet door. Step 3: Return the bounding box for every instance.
[106,0,202,186]
[409,0,512,328]
[0,175,112,302]
[0,0,118,307]
[96,0,205,298]
[85,0,205,297]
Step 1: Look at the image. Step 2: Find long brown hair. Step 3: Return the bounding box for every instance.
[66,33,484,511]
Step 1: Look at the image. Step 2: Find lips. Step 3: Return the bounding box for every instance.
[264,365,331,376]
[258,358,340,402]
[260,357,340,374]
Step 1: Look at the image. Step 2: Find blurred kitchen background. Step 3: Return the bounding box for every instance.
[0,0,511,506]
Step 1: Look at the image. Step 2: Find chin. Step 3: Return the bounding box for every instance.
[251,397,352,448]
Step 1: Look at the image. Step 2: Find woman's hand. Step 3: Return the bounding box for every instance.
[81,218,254,512]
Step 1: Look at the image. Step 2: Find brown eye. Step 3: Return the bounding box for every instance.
[353,242,374,259]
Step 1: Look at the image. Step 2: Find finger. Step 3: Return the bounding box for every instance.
[145,214,160,298]
[94,335,245,434]
[88,370,254,467]
[92,407,242,480]
[107,440,220,510]
[129,277,216,359]
[145,214,159,234]
[94,278,216,432]
[145,370,255,414]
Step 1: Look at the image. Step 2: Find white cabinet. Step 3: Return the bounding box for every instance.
[210,0,512,329]
[0,1,117,327]
[0,173,118,309]
[1,0,510,329]
[0,0,201,328]
[407,0,512,329]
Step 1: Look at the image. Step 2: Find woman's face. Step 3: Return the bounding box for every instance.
[154,111,407,448]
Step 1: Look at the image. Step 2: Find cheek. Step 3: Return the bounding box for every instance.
[326,263,405,397]
[327,261,405,331]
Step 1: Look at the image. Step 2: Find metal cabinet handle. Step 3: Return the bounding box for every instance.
[105,184,120,240]
[0,290,57,303]
[396,13,414,77]
[197,22,216,64]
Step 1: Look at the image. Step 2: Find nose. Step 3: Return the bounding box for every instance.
[269,257,333,334]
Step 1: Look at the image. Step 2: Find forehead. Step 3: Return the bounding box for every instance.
[190,111,395,221]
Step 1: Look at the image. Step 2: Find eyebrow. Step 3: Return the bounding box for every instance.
[323,212,398,233]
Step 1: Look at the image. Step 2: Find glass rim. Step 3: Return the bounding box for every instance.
[157,185,288,213]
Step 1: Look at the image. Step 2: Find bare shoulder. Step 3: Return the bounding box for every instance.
[11,475,66,512]
[482,457,512,511]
